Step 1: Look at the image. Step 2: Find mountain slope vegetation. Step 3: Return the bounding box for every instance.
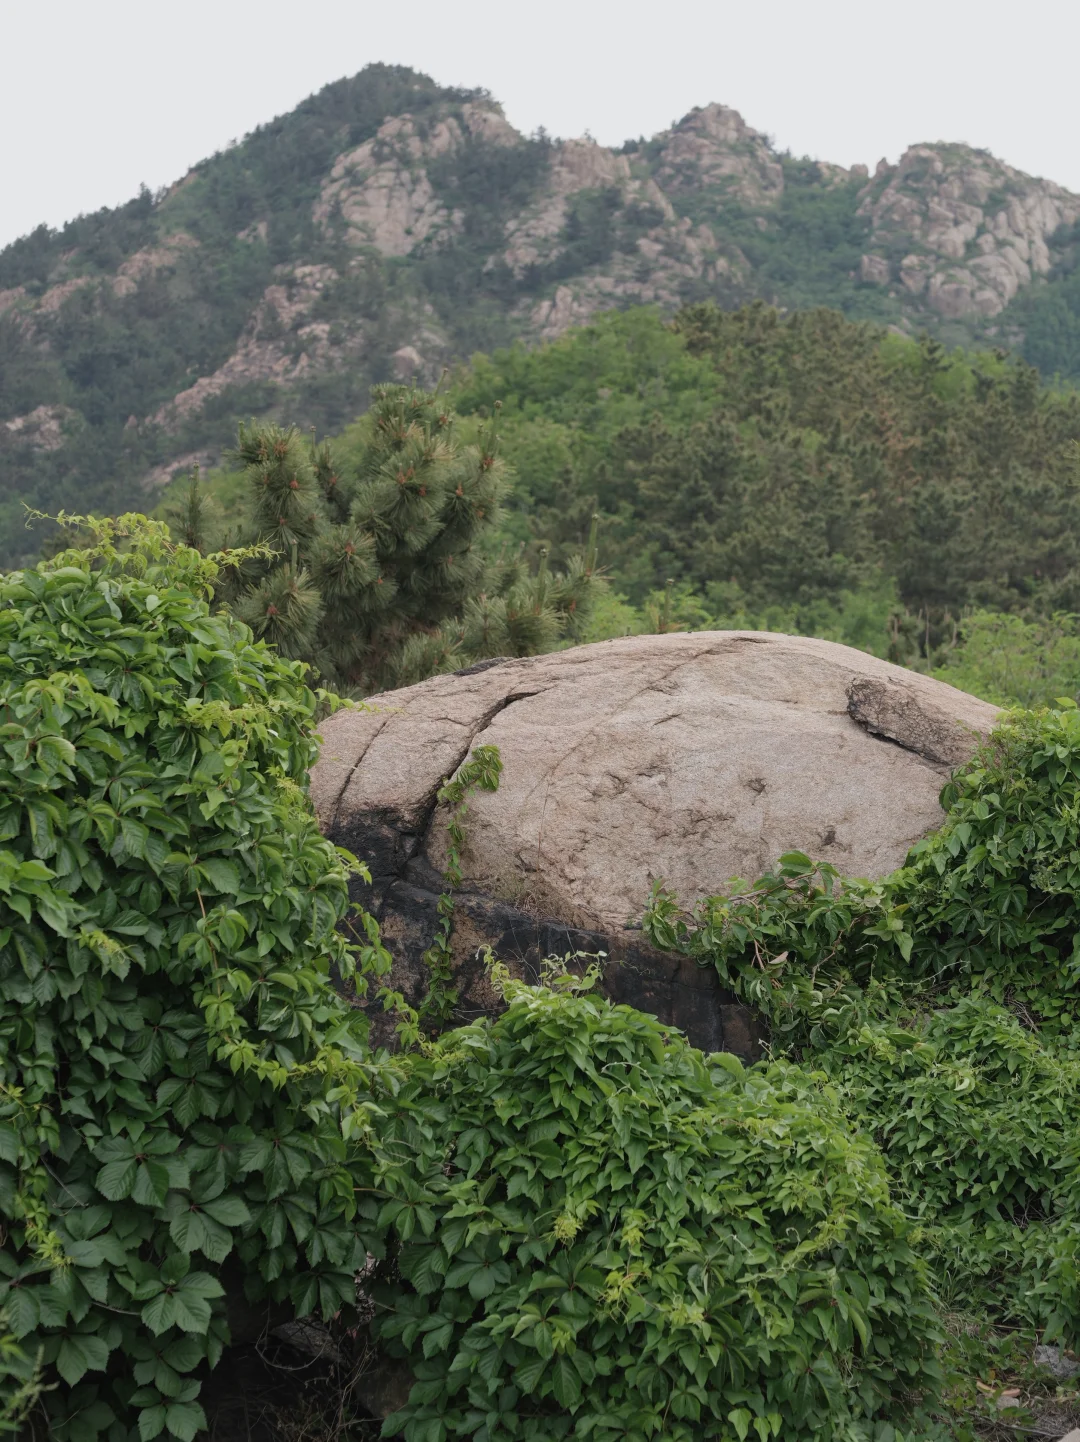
[448,304,1080,660]
[4,65,1080,562]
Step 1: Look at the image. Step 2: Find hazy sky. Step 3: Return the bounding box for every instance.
[3,0,1077,250]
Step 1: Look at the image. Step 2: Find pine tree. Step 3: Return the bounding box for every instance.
[164,463,217,553]
[205,384,601,692]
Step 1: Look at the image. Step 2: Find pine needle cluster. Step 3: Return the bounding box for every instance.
[204,385,600,692]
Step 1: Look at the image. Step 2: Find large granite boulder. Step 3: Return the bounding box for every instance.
[311,632,999,1057]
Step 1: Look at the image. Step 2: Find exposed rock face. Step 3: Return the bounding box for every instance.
[145,260,449,441]
[111,232,200,298]
[138,449,216,491]
[314,113,464,258]
[311,633,998,1056]
[149,263,344,430]
[313,103,517,259]
[0,286,26,316]
[857,144,1080,319]
[654,104,785,205]
[36,275,96,315]
[123,102,1080,458]
[498,140,634,280]
[10,82,1080,499]
[3,404,76,451]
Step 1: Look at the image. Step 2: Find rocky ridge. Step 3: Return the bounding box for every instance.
[2,65,1078,543]
[856,144,1080,320]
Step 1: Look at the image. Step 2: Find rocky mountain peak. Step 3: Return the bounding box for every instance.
[856,141,1080,318]
[3,64,1080,542]
[655,103,785,205]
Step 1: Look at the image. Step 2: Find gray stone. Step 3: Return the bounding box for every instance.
[312,633,998,1054]
[1035,1344,1080,1381]
[352,1347,414,1421]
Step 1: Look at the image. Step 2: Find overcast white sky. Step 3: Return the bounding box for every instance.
[3,0,1077,250]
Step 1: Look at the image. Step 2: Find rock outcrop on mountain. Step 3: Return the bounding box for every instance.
[2,62,1079,556]
[654,104,785,205]
[310,632,998,1055]
[856,144,1080,321]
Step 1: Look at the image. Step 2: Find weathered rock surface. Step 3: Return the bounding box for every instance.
[149,262,346,432]
[1034,1344,1080,1382]
[654,104,785,206]
[857,143,1080,320]
[312,633,998,1055]
[2,403,76,452]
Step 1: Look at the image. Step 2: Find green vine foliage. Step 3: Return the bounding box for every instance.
[371,962,943,1442]
[643,704,1080,1346]
[0,516,394,1440]
[0,1308,42,1433]
[15,515,1080,1441]
[417,744,503,1030]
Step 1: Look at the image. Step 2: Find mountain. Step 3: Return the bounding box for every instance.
[3,62,1080,562]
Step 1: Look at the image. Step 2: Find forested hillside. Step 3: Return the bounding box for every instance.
[449,304,1080,662]
[156,301,1080,701]
[4,63,1080,561]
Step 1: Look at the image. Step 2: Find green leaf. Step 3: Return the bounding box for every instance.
[132,1160,172,1207]
[400,1244,447,1297]
[56,1332,111,1384]
[163,1336,206,1372]
[142,1292,179,1336]
[199,859,240,894]
[550,1355,581,1409]
[201,1195,251,1227]
[168,1208,209,1256]
[2,1284,38,1337]
[468,1266,498,1300]
[138,1405,168,1442]
[729,1408,752,1441]
[164,1401,207,1442]
[421,1319,453,1359]
[514,1353,547,1393]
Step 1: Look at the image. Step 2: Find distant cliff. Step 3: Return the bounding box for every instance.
[1,63,1078,558]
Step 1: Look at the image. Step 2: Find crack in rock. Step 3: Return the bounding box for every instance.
[846,677,974,769]
[452,655,512,677]
[411,689,541,858]
[327,713,392,834]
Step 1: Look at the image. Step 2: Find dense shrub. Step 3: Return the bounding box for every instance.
[932,608,1080,708]
[0,518,391,1439]
[11,519,1080,1440]
[372,965,942,1442]
[645,705,1080,1344]
[829,998,1080,1337]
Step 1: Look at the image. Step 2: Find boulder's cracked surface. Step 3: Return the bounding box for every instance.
[312,633,999,1055]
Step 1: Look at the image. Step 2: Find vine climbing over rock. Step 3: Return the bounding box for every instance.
[644,703,1080,1349]
[416,743,503,1031]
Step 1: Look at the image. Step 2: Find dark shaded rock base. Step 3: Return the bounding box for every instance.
[341,859,764,1060]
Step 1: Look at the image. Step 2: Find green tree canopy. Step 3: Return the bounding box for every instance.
[450,305,1080,663]
[189,384,601,693]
